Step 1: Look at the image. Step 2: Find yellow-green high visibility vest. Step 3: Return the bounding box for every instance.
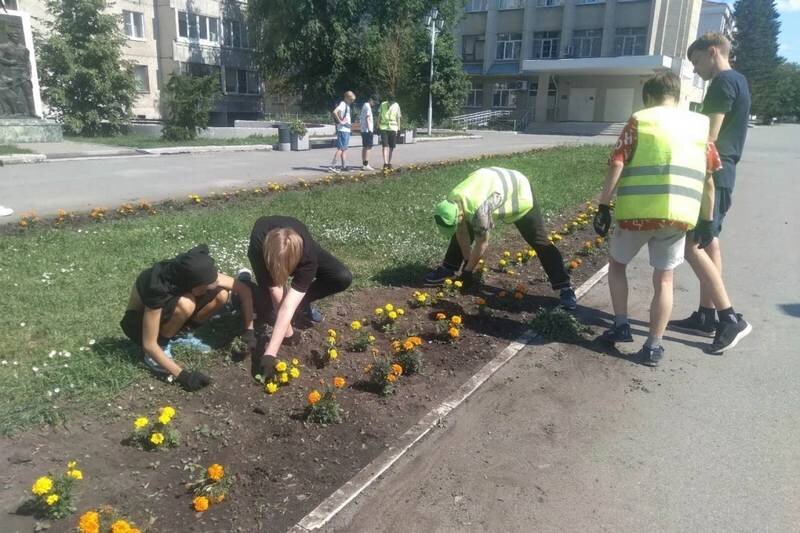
[448,167,534,224]
[616,105,709,228]
[379,102,400,131]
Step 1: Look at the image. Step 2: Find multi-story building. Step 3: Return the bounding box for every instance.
[14,0,262,125]
[697,0,733,38]
[455,0,705,124]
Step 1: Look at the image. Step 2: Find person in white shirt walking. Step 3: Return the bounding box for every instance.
[360,95,377,171]
[329,91,355,173]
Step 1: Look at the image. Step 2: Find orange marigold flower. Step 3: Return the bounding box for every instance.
[448,327,460,338]
[333,376,346,389]
[214,494,226,504]
[402,340,415,351]
[391,363,403,376]
[435,312,447,321]
[391,340,402,352]
[386,373,397,383]
[308,390,322,405]
[78,511,100,533]
[207,464,224,482]
[450,315,462,325]
[193,496,210,512]
[409,336,423,346]
[110,520,133,533]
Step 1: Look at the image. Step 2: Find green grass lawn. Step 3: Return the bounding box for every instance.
[0,145,609,434]
[66,134,278,149]
[0,144,34,155]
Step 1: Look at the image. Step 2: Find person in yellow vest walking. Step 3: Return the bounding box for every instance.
[593,72,751,366]
[378,94,401,171]
[425,167,578,309]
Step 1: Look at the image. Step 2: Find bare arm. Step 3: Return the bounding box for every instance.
[215,273,254,330]
[141,308,182,377]
[707,113,725,142]
[598,160,625,205]
[700,171,715,221]
[264,287,305,357]
[464,234,489,272]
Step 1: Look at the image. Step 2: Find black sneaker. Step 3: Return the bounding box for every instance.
[559,288,577,310]
[424,265,456,286]
[705,314,752,354]
[638,344,665,367]
[668,311,717,337]
[599,323,634,344]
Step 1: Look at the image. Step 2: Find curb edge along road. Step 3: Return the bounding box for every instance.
[288,262,610,533]
[0,153,47,166]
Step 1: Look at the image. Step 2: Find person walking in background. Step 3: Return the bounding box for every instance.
[379,94,401,171]
[329,91,355,173]
[360,95,377,171]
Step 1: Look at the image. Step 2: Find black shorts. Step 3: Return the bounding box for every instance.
[361,132,374,148]
[381,130,397,149]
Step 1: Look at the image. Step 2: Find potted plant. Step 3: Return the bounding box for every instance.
[400,119,417,144]
[290,119,309,151]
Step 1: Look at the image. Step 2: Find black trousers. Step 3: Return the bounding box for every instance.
[248,247,352,324]
[442,201,571,290]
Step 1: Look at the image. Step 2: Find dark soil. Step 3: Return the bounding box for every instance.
[0,204,607,533]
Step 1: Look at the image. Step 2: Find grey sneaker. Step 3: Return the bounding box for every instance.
[638,344,665,367]
[599,323,634,344]
[668,311,716,337]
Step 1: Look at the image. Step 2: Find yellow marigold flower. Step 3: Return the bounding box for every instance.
[375,307,384,316]
[292,358,300,366]
[289,366,300,379]
[193,496,210,512]
[416,294,427,303]
[528,249,536,257]
[450,315,462,325]
[111,520,132,533]
[279,372,290,384]
[265,381,278,394]
[364,364,373,374]
[444,278,453,286]
[275,360,288,373]
[308,390,322,405]
[435,312,447,321]
[328,348,338,360]
[160,406,176,419]
[391,363,403,376]
[436,291,445,298]
[397,308,405,316]
[454,280,463,289]
[32,476,52,496]
[386,373,397,383]
[78,511,100,533]
[327,329,337,337]
[158,412,172,425]
[503,251,511,257]
[448,327,460,338]
[403,340,415,351]
[207,463,224,482]
[499,259,507,267]
[384,303,394,312]
[149,432,165,445]
[133,417,149,429]
[46,493,59,506]
[387,311,398,320]
[68,469,83,480]
[67,460,77,469]
[368,335,376,343]
[326,336,337,345]
[350,320,362,330]
[333,376,346,389]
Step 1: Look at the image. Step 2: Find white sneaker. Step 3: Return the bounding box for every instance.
[362,164,375,171]
[0,206,13,217]
[328,165,341,174]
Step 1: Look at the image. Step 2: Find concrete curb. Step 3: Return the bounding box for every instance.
[0,153,47,165]
[289,263,610,532]
[415,135,481,142]
[136,144,274,155]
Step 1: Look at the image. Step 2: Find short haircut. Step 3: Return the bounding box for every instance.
[263,228,303,287]
[688,32,731,59]
[344,90,355,99]
[642,71,681,104]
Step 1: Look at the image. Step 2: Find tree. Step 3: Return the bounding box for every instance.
[775,62,800,119]
[732,0,783,121]
[248,0,469,123]
[36,0,138,136]
[161,73,220,141]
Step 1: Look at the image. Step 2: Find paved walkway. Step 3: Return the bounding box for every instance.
[324,125,800,532]
[0,132,610,223]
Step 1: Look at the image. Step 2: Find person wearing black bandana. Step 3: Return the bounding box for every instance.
[120,244,255,391]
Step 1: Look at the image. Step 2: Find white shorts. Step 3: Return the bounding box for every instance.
[609,227,686,271]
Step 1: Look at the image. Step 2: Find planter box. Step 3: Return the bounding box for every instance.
[291,133,310,151]
[400,129,415,144]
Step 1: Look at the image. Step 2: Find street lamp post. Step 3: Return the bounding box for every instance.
[424,8,445,136]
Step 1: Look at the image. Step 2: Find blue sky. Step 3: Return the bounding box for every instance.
[725,1,800,62]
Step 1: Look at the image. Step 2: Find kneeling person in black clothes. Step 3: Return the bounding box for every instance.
[120,244,255,391]
[248,216,352,377]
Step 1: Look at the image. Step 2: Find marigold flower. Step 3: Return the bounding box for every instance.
[111,520,133,533]
[78,511,100,533]
[391,340,402,352]
[308,390,322,405]
[289,366,300,379]
[410,336,423,346]
[436,291,445,298]
[333,376,346,389]
[364,364,373,374]
[68,469,83,480]
[368,335,376,343]
[265,382,278,394]
[416,294,427,303]
[328,348,338,360]
[499,259,507,267]
[444,278,453,286]
[403,340,415,351]
[375,307,384,316]
[384,303,394,312]
[503,251,511,257]
[292,358,300,366]
[275,360,288,373]
[134,417,149,429]
[435,312,447,321]
[207,463,224,482]
[149,432,165,445]
[391,363,403,376]
[279,372,290,384]
[158,412,172,425]
[450,315,462,325]
[454,280,463,289]
[214,494,225,504]
[448,327,460,338]
[46,493,59,505]
[32,476,52,496]
[326,336,336,345]
[350,320,362,330]
[388,311,398,320]
[527,249,536,257]
[67,460,77,469]
[397,308,405,316]
[386,373,397,383]
[193,496,210,512]
[160,406,176,419]
[327,329,337,337]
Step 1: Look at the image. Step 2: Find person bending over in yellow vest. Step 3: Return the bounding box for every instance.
[593,71,751,366]
[425,167,578,309]
[378,94,401,171]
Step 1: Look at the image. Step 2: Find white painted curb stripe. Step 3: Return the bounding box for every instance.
[289,263,610,532]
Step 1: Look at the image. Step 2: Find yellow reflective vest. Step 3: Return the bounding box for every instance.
[616,105,710,228]
[379,102,400,131]
[448,167,534,224]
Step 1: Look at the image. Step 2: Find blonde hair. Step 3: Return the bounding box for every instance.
[263,228,303,287]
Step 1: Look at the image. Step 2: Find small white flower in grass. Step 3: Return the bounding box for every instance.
[12,361,18,366]
[47,391,52,397]
[1,360,6,365]
[54,388,60,394]
[63,364,69,368]
[19,322,25,327]
[63,351,71,357]
[88,339,96,346]
[49,350,56,357]
[32,366,39,372]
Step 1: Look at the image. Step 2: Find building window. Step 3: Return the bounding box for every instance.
[462,35,485,62]
[133,65,149,93]
[123,11,145,40]
[465,0,489,12]
[498,0,524,9]
[492,82,521,108]
[532,31,560,59]
[178,11,220,43]
[223,20,248,48]
[496,33,522,61]
[225,68,260,94]
[615,27,647,56]
[537,0,561,6]
[577,0,604,4]
[466,81,483,107]
[570,29,602,57]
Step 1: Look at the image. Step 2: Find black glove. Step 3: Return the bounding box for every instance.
[593,204,612,236]
[693,220,714,249]
[459,270,478,290]
[175,369,210,392]
[251,355,277,381]
[242,329,257,352]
